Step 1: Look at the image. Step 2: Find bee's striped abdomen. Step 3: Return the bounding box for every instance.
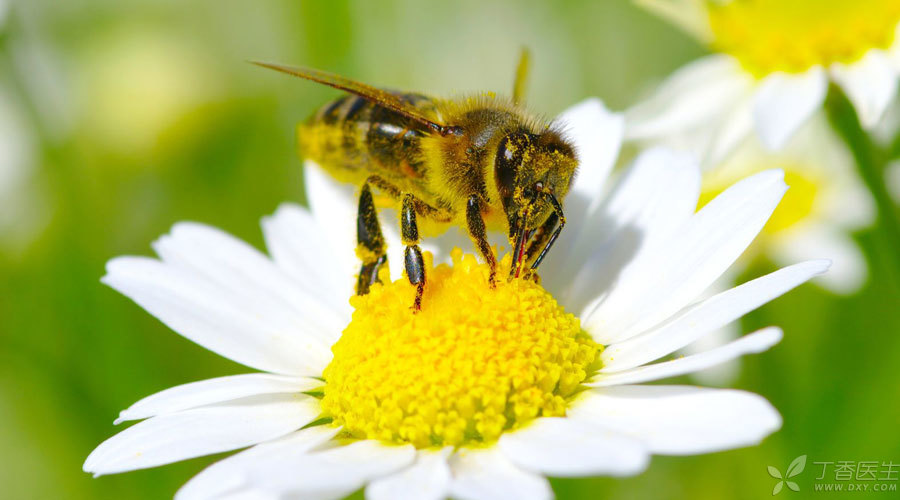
[299,92,438,192]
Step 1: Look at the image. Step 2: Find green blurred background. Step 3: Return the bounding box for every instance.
[1,0,898,498]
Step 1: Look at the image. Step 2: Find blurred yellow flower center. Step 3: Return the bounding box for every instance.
[707,0,900,76]
[700,168,819,235]
[321,249,600,449]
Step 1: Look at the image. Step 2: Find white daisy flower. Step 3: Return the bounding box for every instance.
[627,0,900,164]
[84,100,828,500]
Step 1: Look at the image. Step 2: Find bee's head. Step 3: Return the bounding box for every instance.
[494,129,577,233]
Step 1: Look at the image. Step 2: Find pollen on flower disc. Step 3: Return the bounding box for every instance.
[320,249,601,449]
[708,0,900,76]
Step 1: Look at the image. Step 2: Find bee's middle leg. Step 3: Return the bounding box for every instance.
[466,195,498,286]
[401,193,426,311]
[356,182,387,296]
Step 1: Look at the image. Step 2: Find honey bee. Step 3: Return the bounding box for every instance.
[254,51,577,310]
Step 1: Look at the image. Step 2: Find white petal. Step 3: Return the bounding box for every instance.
[244,440,415,500]
[601,260,829,372]
[551,148,700,306]
[303,160,360,284]
[216,492,274,500]
[368,205,402,283]
[891,22,900,68]
[819,167,876,231]
[261,203,353,317]
[889,159,900,203]
[569,385,782,455]
[536,100,623,282]
[684,322,742,386]
[152,222,344,344]
[448,448,552,500]
[705,97,754,167]
[752,67,828,151]
[117,374,321,423]
[831,51,900,129]
[103,257,332,376]
[589,327,782,387]
[176,426,340,500]
[583,170,787,344]
[626,55,751,140]
[84,394,318,475]
[771,226,867,295]
[498,417,648,477]
[556,97,623,207]
[366,448,452,500]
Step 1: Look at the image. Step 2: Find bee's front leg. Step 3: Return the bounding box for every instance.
[401,192,426,312]
[524,191,566,276]
[466,195,498,286]
[355,182,388,295]
[522,212,560,278]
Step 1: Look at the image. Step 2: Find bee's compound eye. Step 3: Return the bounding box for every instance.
[504,147,514,161]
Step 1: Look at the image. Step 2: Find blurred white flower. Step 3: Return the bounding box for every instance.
[871,95,900,148]
[683,114,873,387]
[78,27,220,156]
[886,160,900,203]
[0,83,49,255]
[0,0,8,30]
[699,114,873,294]
[628,0,900,165]
[0,85,33,212]
[84,100,827,499]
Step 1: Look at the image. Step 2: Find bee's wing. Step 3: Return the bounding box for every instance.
[252,61,448,133]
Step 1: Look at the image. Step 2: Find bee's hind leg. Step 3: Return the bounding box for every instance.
[360,175,451,311]
[401,193,426,311]
[355,182,387,296]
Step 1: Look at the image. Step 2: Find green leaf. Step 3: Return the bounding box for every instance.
[787,455,807,478]
[768,466,783,479]
[772,481,784,496]
[787,481,799,492]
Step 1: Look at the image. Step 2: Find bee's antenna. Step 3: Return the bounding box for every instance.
[512,47,531,106]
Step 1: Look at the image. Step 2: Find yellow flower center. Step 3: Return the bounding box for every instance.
[700,168,820,235]
[321,249,600,449]
[707,0,900,76]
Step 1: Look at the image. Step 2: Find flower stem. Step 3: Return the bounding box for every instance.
[825,84,900,290]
